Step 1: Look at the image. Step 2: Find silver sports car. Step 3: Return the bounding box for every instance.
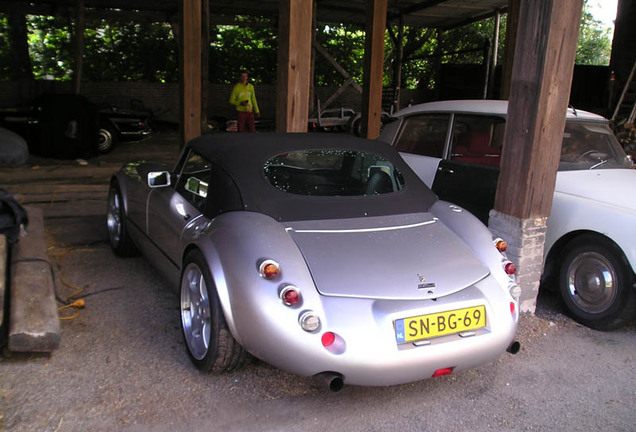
[106,133,520,390]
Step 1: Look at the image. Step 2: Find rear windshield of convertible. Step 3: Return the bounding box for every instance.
[263,149,404,196]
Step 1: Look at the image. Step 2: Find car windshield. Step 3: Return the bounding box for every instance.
[263,149,404,196]
[559,122,632,171]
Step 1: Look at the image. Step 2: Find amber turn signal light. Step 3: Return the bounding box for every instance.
[259,259,280,279]
[494,238,508,252]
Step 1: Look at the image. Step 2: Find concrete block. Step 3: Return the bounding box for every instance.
[8,206,60,352]
[488,210,548,314]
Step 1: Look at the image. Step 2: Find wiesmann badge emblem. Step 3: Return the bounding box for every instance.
[417,274,436,291]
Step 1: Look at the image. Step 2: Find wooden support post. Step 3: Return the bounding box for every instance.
[495,0,582,219]
[72,0,85,94]
[309,0,317,116]
[490,0,582,313]
[276,0,313,132]
[179,0,208,147]
[362,0,388,139]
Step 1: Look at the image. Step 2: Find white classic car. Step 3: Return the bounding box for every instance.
[379,100,636,331]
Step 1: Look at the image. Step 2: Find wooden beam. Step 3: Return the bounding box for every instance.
[179,0,207,146]
[487,9,501,99]
[6,11,33,81]
[313,41,363,93]
[494,0,583,219]
[500,0,520,100]
[276,0,313,132]
[361,0,387,139]
[72,0,85,94]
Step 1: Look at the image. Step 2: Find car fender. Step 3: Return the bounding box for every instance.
[546,191,636,275]
[193,211,326,352]
[112,161,172,230]
[431,200,516,295]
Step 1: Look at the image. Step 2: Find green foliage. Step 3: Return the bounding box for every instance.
[82,20,178,82]
[384,16,507,90]
[27,15,74,80]
[0,16,10,80]
[577,1,612,65]
[17,15,177,82]
[314,24,366,87]
[209,18,278,84]
[0,4,613,86]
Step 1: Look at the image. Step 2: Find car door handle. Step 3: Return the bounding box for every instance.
[438,166,455,174]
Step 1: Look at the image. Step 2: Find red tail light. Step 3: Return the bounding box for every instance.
[321,332,336,347]
[504,261,516,275]
[432,368,453,378]
[279,285,300,306]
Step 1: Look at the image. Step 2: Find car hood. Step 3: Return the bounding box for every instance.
[555,168,636,212]
[286,213,489,300]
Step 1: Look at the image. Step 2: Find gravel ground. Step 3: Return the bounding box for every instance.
[1,134,634,432]
[1,218,634,432]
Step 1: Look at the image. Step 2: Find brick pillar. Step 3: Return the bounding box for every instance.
[488,210,547,313]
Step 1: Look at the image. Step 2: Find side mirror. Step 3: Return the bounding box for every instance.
[148,171,171,188]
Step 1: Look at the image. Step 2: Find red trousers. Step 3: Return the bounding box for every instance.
[237,111,256,133]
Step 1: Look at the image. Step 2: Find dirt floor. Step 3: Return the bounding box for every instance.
[0,133,634,432]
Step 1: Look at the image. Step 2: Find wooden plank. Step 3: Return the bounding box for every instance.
[361,0,388,139]
[276,0,313,132]
[494,0,582,219]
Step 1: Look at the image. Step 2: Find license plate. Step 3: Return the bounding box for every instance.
[394,305,486,344]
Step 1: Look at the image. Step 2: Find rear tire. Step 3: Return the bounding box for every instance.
[98,124,118,154]
[558,234,636,331]
[106,181,139,257]
[180,250,249,372]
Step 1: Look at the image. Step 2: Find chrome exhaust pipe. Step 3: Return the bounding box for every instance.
[313,372,345,392]
[507,341,521,354]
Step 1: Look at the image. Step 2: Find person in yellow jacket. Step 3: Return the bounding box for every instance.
[229,71,260,133]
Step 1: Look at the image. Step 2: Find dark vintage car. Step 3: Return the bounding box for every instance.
[0,94,152,156]
[106,133,521,390]
[379,100,636,331]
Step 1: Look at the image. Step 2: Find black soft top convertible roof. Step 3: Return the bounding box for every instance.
[186,133,438,221]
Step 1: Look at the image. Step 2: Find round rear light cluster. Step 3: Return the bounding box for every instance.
[509,283,522,299]
[279,285,300,306]
[321,332,336,347]
[259,259,280,279]
[504,261,517,275]
[494,238,508,252]
[299,311,321,332]
[320,331,346,354]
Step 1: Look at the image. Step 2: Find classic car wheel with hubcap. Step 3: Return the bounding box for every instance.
[559,235,636,331]
[98,125,118,154]
[106,181,139,257]
[180,250,248,372]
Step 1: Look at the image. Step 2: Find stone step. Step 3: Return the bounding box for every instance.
[0,235,6,342]
[8,206,60,352]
